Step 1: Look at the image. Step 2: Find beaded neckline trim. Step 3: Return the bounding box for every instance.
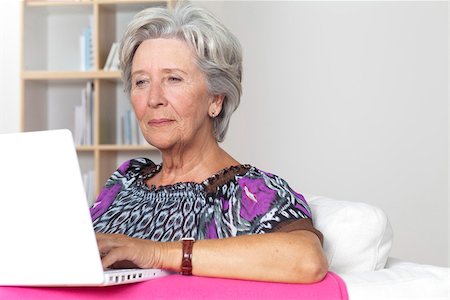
[138,163,252,192]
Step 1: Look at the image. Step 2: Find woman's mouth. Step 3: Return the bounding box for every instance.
[148,119,174,127]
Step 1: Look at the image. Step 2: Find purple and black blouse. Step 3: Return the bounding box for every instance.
[90,158,322,243]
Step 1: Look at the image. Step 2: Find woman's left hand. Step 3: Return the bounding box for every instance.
[96,231,327,282]
[96,233,172,270]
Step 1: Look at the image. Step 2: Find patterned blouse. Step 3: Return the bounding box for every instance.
[90,158,323,244]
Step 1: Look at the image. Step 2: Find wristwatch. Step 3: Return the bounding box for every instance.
[181,237,195,276]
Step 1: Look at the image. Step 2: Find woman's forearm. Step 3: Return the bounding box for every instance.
[162,230,328,283]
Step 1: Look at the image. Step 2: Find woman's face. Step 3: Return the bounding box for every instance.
[130,38,217,150]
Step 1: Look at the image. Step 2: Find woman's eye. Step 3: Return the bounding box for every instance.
[135,79,147,87]
[168,76,182,82]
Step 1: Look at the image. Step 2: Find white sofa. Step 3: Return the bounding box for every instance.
[307,195,449,300]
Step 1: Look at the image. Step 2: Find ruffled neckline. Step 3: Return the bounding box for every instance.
[137,163,252,193]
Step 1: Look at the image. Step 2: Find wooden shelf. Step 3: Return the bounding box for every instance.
[98,144,155,151]
[76,145,96,151]
[76,144,156,151]
[22,70,121,80]
[25,0,167,7]
[25,1,92,7]
[96,0,165,4]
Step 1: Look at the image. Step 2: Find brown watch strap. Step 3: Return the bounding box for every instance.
[181,238,195,276]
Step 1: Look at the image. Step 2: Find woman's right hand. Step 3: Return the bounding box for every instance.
[96,233,180,270]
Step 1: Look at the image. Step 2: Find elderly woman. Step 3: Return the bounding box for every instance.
[91,3,327,283]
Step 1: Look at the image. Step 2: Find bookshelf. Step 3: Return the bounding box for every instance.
[21,0,174,204]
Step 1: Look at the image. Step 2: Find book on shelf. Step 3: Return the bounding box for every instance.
[80,17,94,71]
[74,81,94,146]
[103,42,120,71]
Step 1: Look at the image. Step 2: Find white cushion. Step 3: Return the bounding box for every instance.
[341,257,450,300]
[305,194,393,273]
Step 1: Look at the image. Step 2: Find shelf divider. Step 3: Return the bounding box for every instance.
[22,70,121,80]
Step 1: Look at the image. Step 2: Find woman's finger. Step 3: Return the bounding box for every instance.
[95,233,163,269]
[101,247,130,269]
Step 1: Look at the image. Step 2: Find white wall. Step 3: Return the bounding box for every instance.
[1,1,448,267]
[197,1,449,267]
[0,0,20,134]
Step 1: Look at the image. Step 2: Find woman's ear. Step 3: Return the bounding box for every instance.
[209,95,225,118]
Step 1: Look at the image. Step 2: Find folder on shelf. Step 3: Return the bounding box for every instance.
[103,42,119,70]
[79,35,86,71]
[120,109,144,145]
[82,170,95,206]
[85,81,94,145]
[74,81,94,146]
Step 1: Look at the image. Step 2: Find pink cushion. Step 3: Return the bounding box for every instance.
[0,272,347,300]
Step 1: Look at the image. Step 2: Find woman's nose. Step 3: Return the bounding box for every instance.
[146,82,167,108]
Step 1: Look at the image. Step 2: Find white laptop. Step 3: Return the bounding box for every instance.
[0,129,172,286]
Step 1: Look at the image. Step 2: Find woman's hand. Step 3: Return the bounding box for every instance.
[96,233,178,270]
[96,231,327,283]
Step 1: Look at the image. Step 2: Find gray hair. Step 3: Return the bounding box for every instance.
[119,2,242,142]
